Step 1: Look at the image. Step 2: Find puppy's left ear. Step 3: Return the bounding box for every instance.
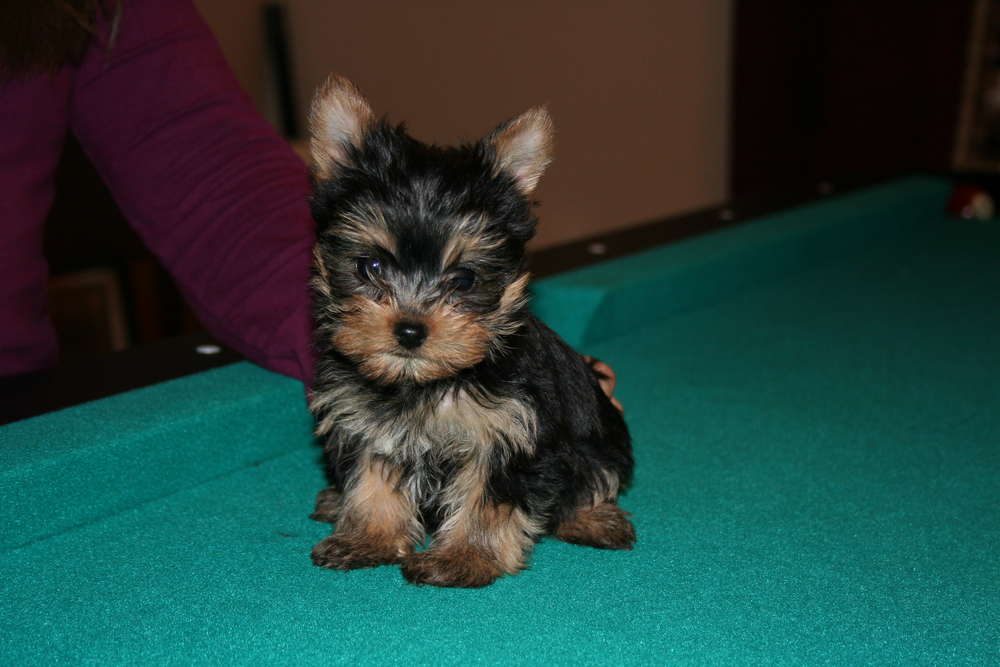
[484,107,554,195]
[308,75,374,180]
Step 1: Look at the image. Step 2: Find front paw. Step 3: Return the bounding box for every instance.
[311,534,404,571]
[401,549,503,588]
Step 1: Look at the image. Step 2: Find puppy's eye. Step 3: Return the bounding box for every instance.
[356,257,382,282]
[448,268,476,292]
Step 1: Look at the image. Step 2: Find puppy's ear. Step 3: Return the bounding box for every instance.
[308,75,374,180]
[484,107,554,195]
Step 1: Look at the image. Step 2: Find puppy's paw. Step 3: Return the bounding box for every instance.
[311,534,404,570]
[556,502,636,550]
[401,549,502,588]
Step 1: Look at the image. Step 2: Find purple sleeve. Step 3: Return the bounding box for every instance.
[70,0,315,384]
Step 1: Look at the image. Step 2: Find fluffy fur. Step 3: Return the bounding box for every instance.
[308,76,634,588]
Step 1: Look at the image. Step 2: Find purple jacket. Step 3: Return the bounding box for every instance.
[0,0,314,382]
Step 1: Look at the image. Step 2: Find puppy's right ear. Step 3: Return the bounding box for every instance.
[308,75,374,180]
[484,106,554,196]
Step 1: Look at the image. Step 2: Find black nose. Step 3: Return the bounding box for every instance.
[394,320,428,349]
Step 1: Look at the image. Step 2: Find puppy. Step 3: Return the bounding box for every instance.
[307,76,634,587]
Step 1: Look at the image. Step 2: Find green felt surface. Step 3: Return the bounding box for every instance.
[531,176,954,347]
[1,365,312,551]
[2,177,999,664]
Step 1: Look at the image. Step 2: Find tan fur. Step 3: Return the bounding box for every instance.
[435,456,489,537]
[331,295,492,385]
[555,502,635,550]
[311,246,333,306]
[312,457,421,569]
[440,214,507,268]
[488,107,554,195]
[331,295,398,374]
[499,272,530,312]
[341,457,420,550]
[309,75,374,180]
[403,460,542,586]
[337,202,397,256]
[438,462,540,570]
[476,502,543,573]
[484,273,531,341]
[418,307,492,380]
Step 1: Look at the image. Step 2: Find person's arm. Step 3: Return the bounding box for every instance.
[70,0,314,383]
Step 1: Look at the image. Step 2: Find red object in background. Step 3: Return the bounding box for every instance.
[947,185,995,219]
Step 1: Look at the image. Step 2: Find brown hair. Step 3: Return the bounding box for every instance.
[0,0,121,80]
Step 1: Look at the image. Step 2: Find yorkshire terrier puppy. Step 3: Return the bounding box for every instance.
[307,76,634,588]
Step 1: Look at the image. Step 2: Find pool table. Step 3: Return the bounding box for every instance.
[2,176,998,664]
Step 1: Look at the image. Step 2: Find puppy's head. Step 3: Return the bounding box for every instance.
[308,75,553,385]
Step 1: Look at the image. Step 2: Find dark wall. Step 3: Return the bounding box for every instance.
[731,1,973,196]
